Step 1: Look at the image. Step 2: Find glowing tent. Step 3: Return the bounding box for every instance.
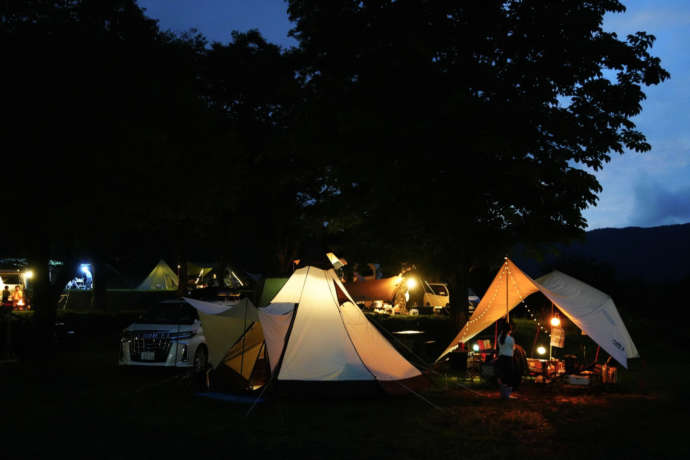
[137,260,179,291]
[259,266,424,393]
[437,258,639,368]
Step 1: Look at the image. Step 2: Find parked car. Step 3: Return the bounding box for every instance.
[423,281,450,310]
[119,299,207,372]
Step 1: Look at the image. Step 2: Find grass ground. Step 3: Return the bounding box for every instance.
[0,312,687,459]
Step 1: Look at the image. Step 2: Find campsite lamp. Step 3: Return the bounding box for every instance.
[472,343,480,352]
[550,315,561,327]
[22,270,33,280]
[537,346,547,356]
[406,277,417,290]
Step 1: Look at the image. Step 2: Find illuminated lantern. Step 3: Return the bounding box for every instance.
[537,346,547,355]
[406,277,417,290]
[550,316,561,327]
[472,343,480,352]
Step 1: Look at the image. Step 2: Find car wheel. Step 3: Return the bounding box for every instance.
[193,346,207,375]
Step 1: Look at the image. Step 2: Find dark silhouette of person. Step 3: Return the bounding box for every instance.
[2,286,10,306]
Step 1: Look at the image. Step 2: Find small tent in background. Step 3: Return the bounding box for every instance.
[184,297,266,389]
[257,277,289,307]
[437,258,638,368]
[137,260,179,291]
[259,266,425,395]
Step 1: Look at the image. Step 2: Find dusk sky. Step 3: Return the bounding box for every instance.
[137,0,690,230]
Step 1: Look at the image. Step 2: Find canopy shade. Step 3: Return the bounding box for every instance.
[184,297,259,369]
[437,259,638,368]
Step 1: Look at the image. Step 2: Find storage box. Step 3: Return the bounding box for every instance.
[566,374,591,385]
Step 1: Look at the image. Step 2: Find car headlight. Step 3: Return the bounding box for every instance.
[169,331,195,340]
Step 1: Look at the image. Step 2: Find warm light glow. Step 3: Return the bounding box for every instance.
[537,346,547,355]
[406,277,417,289]
[23,270,33,280]
[18,300,24,306]
[393,330,424,335]
[472,343,480,352]
[550,316,561,327]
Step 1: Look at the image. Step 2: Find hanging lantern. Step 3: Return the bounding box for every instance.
[550,315,561,327]
[537,346,547,355]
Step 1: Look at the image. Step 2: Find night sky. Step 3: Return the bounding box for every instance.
[137,0,690,230]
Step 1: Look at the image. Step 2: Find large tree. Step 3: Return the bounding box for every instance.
[202,30,328,274]
[2,0,238,354]
[286,0,669,325]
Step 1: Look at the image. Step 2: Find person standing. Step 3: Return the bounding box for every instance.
[11,285,23,309]
[1,286,10,306]
[496,321,516,399]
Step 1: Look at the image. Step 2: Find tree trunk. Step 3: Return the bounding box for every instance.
[449,242,470,331]
[178,260,188,296]
[28,237,56,364]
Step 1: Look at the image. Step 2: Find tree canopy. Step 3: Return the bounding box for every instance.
[285,0,668,308]
[1,0,668,328]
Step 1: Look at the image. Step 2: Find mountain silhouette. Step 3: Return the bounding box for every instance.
[514,223,690,283]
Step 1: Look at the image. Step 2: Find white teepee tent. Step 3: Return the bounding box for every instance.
[259,266,424,393]
[137,260,179,291]
[437,258,638,368]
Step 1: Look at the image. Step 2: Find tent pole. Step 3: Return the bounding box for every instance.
[494,321,498,358]
[549,302,554,361]
[505,258,509,323]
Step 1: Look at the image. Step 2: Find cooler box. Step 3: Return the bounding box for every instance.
[566,374,591,385]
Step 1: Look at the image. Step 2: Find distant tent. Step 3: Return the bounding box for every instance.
[187,262,214,279]
[257,277,289,307]
[437,258,639,368]
[259,266,424,394]
[137,260,179,291]
[185,297,266,388]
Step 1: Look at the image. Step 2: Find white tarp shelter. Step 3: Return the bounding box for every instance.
[184,297,261,375]
[137,259,179,291]
[259,266,423,391]
[437,258,639,368]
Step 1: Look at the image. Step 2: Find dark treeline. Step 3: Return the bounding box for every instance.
[1,0,669,348]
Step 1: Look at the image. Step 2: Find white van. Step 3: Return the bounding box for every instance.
[119,299,207,372]
[423,281,450,311]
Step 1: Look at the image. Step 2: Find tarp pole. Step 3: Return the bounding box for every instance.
[549,302,554,361]
[494,321,498,357]
[505,258,509,323]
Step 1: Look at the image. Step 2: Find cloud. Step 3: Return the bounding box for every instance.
[628,177,690,226]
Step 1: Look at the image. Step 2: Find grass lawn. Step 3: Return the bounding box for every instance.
[0,313,687,459]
